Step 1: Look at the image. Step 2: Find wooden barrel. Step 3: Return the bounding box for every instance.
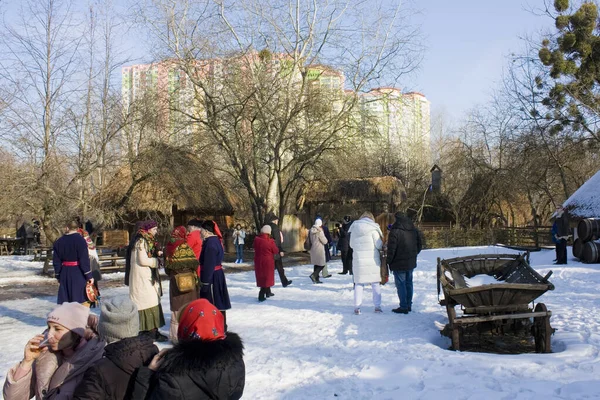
[573,238,585,259]
[578,218,600,242]
[582,241,600,264]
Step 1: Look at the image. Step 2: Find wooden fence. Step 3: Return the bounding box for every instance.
[36,247,127,276]
[420,226,554,249]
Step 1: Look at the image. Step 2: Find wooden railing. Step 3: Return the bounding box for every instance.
[420,227,555,249]
[35,247,127,276]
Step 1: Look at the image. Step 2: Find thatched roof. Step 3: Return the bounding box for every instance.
[299,176,406,208]
[94,145,234,216]
[563,169,600,219]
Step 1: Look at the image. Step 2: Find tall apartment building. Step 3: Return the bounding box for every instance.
[358,87,431,168]
[121,57,430,167]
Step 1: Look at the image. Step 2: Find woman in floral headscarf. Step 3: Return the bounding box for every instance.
[132,299,245,400]
[128,220,168,342]
[165,226,199,343]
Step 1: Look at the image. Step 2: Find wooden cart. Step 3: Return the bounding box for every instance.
[437,253,555,352]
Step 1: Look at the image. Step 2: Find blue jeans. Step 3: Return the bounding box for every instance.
[393,270,413,309]
[236,244,244,260]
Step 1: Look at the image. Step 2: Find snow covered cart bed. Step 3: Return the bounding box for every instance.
[437,253,555,352]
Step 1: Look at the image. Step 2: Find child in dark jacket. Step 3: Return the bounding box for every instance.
[132,298,245,400]
[73,296,159,400]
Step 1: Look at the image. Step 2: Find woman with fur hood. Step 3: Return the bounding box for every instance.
[348,212,384,315]
[3,302,105,400]
[131,298,245,400]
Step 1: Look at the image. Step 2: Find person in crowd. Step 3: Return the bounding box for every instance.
[232,224,246,264]
[128,220,167,342]
[331,223,340,257]
[17,220,35,253]
[199,220,232,328]
[73,296,159,400]
[308,218,329,284]
[551,219,559,262]
[253,225,279,302]
[319,218,333,278]
[3,302,105,400]
[554,205,570,265]
[348,211,384,315]
[53,220,93,305]
[264,213,292,287]
[84,220,94,236]
[124,221,146,287]
[131,298,245,400]
[77,227,101,307]
[386,212,422,314]
[32,219,42,245]
[338,216,353,275]
[186,219,204,275]
[165,226,199,343]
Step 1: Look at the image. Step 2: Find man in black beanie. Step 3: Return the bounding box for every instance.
[386,212,422,314]
[265,213,292,287]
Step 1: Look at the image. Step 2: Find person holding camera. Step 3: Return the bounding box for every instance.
[3,302,104,400]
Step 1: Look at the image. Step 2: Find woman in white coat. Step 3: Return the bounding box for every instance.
[128,220,167,342]
[348,211,384,314]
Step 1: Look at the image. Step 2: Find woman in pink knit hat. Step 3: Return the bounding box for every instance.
[3,302,105,400]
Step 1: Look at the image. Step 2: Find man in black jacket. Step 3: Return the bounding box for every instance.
[265,213,292,287]
[554,205,570,265]
[73,296,159,400]
[386,212,422,314]
[337,216,353,275]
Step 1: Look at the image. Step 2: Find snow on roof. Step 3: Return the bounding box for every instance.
[563,169,600,219]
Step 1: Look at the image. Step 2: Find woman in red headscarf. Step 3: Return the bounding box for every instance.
[164,226,199,343]
[132,299,245,400]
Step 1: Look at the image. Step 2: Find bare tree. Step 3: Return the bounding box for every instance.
[137,0,424,228]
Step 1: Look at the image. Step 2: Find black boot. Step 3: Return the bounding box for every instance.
[310,266,324,284]
[258,288,267,302]
[220,310,227,332]
[266,287,274,297]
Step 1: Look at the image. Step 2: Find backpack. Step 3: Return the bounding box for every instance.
[303,232,312,251]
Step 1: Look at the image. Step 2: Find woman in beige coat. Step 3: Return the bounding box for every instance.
[3,302,105,400]
[308,219,329,284]
[128,220,167,342]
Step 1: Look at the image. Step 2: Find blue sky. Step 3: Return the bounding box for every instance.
[409,0,555,122]
[1,0,556,123]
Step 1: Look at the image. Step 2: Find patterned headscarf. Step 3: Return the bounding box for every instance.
[77,228,96,250]
[164,226,198,273]
[137,220,158,258]
[178,299,225,342]
[166,226,187,258]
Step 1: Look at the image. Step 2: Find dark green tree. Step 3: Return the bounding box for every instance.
[538,0,600,143]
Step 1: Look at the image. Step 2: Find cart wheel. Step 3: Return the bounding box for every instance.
[533,303,552,353]
[446,304,460,351]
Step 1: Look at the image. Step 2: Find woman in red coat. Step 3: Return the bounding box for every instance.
[253,225,280,302]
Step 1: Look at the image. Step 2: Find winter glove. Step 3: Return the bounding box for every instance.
[200,282,211,294]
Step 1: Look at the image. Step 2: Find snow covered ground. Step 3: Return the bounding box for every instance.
[2,246,600,399]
